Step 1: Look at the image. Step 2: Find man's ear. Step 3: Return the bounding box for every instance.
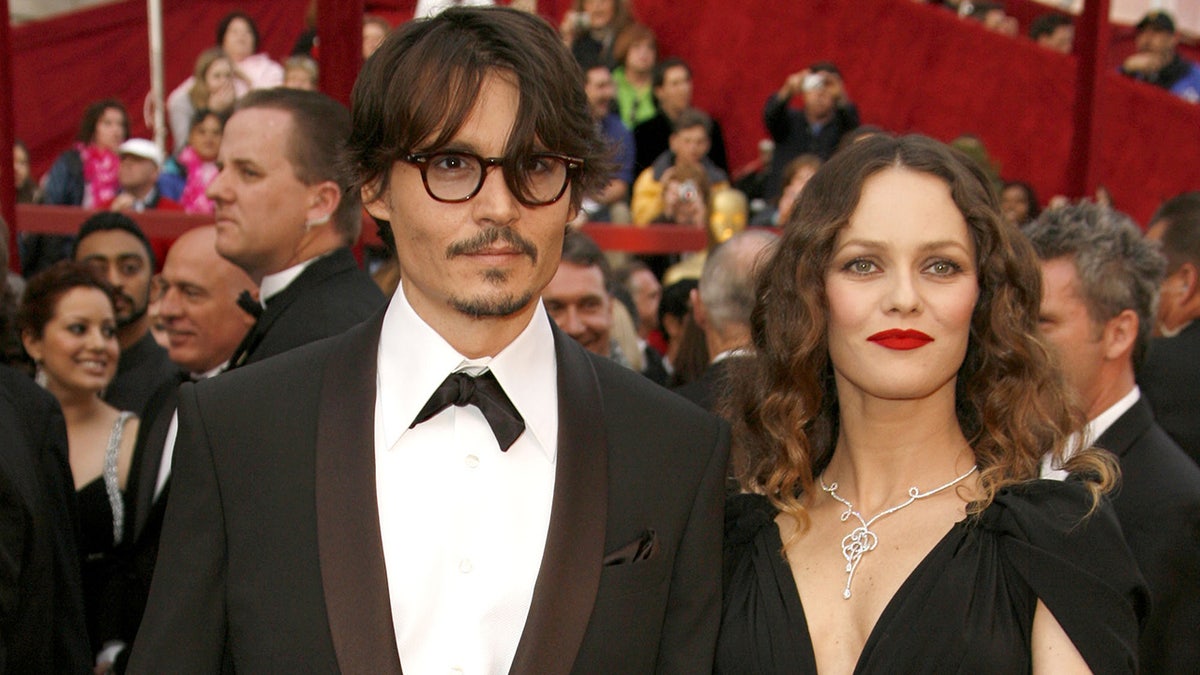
[361,183,391,222]
[1178,262,1199,303]
[1103,309,1138,361]
[306,180,341,227]
[690,287,708,330]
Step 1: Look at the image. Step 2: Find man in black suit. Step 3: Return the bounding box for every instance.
[1027,202,1200,673]
[72,213,177,415]
[129,7,728,673]
[1140,192,1200,462]
[95,226,257,672]
[0,364,91,673]
[208,87,385,369]
[675,229,777,412]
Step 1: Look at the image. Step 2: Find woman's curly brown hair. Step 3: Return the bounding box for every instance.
[724,134,1116,528]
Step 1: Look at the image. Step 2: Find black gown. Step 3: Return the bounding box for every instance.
[716,480,1148,674]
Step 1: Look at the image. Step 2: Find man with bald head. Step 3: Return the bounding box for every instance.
[95,226,257,672]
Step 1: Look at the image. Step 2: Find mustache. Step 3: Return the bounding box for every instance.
[446,228,538,263]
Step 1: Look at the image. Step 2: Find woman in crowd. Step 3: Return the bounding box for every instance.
[13,139,41,204]
[718,134,1145,672]
[166,48,239,153]
[18,261,139,652]
[999,179,1041,227]
[160,108,225,214]
[24,100,129,275]
[611,23,658,130]
[560,0,632,68]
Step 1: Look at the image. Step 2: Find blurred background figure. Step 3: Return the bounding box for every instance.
[752,154,821,227]
[160,108,225,214]
[17,260,139,658]
[611,23,658,130]
[165,48,239,153]
[362,14,392,60]
[560,0,632,68]
[13,139,41,204]
[283,55,319,91]
[24,99,130,277]
[1030,13,1074,54]
[999,180,1040,227]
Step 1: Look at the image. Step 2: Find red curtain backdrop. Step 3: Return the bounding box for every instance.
[9,0,1199,227]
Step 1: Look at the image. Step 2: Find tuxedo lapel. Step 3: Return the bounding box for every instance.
[314,311,403,674]
[1095,397,1154,459]
[509,327,608,675]
[127,374,184,539]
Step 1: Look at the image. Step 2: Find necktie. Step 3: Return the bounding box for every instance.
[410,371,526,451]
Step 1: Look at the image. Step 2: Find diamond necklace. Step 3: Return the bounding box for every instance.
[819,465,978,599]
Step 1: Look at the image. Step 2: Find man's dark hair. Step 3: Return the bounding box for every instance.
[348,5,609,250]
[561,229,611,284]
[235,88,362,242]
[653,57,691,90]
[188,107,228,133]
[72,212,155,268]
[1029,13,1073,41]
[1151,192,1200,272]
[77,99,129,144]
[671,108,712,136]
[216,11,260,53]
[658,278,697,328]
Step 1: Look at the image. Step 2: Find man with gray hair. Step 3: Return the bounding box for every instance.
[1140,191,1200,462]
[675,229,778,412]
[1025,201,1200,673]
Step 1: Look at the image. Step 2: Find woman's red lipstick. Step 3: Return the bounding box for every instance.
[867,329,934,350]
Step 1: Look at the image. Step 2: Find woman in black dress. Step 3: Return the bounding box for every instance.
[718,135,1146,673]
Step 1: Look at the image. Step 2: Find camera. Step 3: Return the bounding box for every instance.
[802,73,826,92]
[676,180,699,204]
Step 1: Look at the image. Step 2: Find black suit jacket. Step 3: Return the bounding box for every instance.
[1138,321,1200,464]
[0,365,91,673]
[1095,396,1200,673]
[229,247,386,368]
[673,358,735,414]
[128,311,729,673]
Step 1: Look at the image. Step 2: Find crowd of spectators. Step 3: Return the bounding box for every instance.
[2,3,1200,672]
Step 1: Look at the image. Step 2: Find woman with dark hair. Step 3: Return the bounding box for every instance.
[160,108,225,214]
[42,99,129,208]
[611,23,658,130]
[1000,179,1041,226]
[18,260,139,653]
[24,100,129,275]
[717,134,1145,672]
[559,0,632,68]
[215,11,283,90]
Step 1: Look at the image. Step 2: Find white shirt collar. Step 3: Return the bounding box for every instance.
[1044,386,1141,479]
[711,347,751,365]
[191,360,229,380]
[259,255,323,304]
[376,287,558,461]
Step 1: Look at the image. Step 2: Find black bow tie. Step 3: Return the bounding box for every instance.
[410,371,526,451]
[236,290,263,319]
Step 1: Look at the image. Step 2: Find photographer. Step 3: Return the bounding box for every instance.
[656,164,710,228]
[631,107,729,224]
[762,60,859,200]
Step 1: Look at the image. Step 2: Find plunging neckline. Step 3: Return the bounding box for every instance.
[770,514,970,673]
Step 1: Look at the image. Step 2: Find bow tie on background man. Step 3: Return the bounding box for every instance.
[411,370,526,451]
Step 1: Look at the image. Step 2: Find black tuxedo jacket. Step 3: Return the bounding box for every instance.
[1095,396,1200,673]
[673,358,735,414]
[0,366,91,673]
[1138,321,1200,463]
[229,246,386,369]
[128,311,730,673]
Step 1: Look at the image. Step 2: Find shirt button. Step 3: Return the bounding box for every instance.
[459,558,473,574]
[465,454,480,469]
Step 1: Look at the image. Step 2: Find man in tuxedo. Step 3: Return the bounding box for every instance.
[1139,192,1200,462]
[129,7,728,673]
[675,229,777,412]
[1027,202,1200,672]
[208,87,385,369]
[0,364,91,673]
[72,213,177,414]
[95,226,256,671]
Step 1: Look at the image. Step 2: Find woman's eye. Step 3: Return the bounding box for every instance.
[844,259,877,275]
[67,323,87,335]
[926,260,962,276]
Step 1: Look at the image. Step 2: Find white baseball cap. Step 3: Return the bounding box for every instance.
[117,138,164,168]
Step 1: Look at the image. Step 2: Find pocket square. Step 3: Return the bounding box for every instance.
[602,528,658,566]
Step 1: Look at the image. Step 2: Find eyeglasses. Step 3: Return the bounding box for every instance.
[403,151,583,207]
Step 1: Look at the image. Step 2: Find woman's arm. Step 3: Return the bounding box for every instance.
[1031,599,1091,674]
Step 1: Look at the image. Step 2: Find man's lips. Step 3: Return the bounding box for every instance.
[867,329,934,350]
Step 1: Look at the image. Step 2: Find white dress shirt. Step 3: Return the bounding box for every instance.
[1042,386,1141,480]
[375,287,558,675]
[257,255,322,305]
